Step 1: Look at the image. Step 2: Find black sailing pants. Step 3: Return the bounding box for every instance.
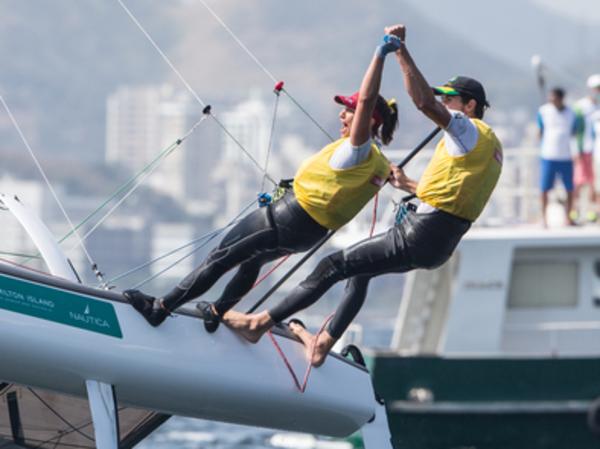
[162,191,328,314]
[268,208,471,339]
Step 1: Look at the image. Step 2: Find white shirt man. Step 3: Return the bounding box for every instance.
[537,102,577,161]
[537,88,577,226]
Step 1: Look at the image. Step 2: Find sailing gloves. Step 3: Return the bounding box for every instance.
[376,34,403,59]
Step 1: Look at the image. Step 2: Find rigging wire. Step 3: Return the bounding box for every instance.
[0,95,105,282]
[116,0,205,107]
[25,408,128,449]
[0,251,41,259]
[104,218,240,286]
[0,257,50,276]
[51,434,63,449]
[110,0,343,288]
[19,114,208,267]
[104,229,221,285]
[115,0,276,186]
[261,84,282,192]
[26,388,95,442]
[131,199,256,290]
[207,112,277,186]
[66,115,208,256]
[0,433,92,449]
[29,408,130,449]
[59,121,201,244]
[195,0,334,142]
[280,89,335,142]
[196,0,277,83]
[4,1,339,283]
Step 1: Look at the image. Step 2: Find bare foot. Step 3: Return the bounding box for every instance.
[221,309,273,343]
[289,322,336,367]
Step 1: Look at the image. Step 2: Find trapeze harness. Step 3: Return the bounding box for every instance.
[159,137,390,315]
[268,118,503,339]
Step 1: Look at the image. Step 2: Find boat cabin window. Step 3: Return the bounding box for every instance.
[508,260,578,308]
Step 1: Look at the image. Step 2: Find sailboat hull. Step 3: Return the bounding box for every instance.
[0,262,375,437]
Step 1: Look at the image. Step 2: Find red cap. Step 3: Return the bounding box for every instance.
[334,92,383,127]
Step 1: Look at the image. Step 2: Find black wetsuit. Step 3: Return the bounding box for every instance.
[268,206,470,339]
[161,191,328,314]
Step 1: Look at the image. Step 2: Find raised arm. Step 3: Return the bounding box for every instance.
[350,35,402,146]
[385,24,452,129]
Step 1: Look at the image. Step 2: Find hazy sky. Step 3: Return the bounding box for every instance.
[404,0,599,91]
[533,0,600,23]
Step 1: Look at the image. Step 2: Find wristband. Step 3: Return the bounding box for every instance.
[375,34,403,59]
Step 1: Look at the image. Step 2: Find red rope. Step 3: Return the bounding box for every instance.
[239,217,335,392]
[265,183,378,390]
[252,254,291,288]
[0,257,50,276]
[250,191,377,390]
[369,192,379,237]
[267,314,334,393]
[268,331,303,390]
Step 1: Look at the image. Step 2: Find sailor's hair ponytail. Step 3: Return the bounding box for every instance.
[373,96,399,145]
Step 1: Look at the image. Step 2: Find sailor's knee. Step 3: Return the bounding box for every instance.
[344,275,371,294]
[304,252,345,287]
[238,260,261,279]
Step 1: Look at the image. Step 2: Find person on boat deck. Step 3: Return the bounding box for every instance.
[123,34,403,330]
[224,24,503,367]
[537,87,578,227]
[572,75,600,222]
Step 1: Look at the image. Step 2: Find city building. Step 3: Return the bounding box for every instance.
[213,90,272,221]
[105,84,210,203]
[151,222,196,282]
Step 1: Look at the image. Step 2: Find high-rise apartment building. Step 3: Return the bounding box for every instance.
[215,90,271,220]
[105,85,206,202]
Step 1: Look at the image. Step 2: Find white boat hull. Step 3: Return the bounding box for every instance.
[0,263,375,437]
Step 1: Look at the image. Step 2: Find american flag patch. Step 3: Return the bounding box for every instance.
[370,175,385,187]
[493,148,503,165]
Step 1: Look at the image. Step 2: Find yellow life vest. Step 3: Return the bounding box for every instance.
[294,138,390,230]
[416,119,502,221]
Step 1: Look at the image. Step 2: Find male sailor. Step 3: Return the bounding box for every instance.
[224,24,503,367]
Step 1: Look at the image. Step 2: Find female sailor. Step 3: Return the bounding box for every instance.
[124,34,403,332]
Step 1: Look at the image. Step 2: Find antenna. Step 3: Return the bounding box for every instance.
[531,54,546,104]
